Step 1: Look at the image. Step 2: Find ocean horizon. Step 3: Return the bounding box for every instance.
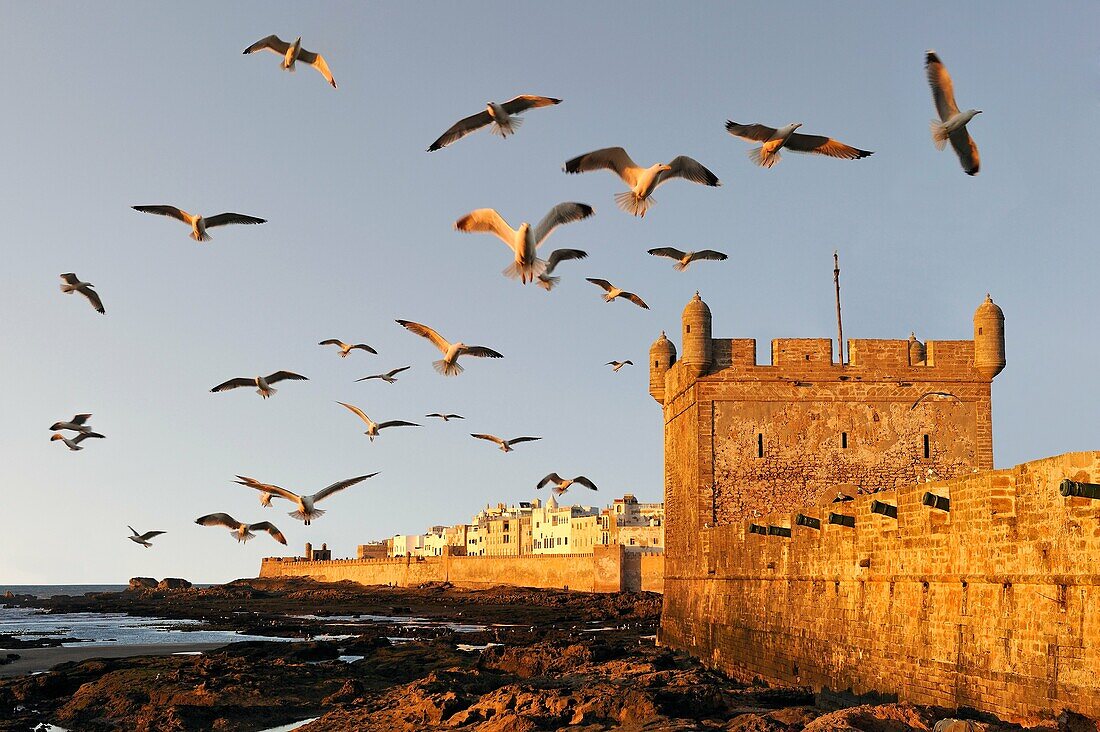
[1,584,213,599]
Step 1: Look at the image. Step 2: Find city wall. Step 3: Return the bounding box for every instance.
[660,452,1100,722]
[261,544,664,594]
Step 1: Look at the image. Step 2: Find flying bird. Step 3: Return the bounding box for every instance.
[127,526,166,548]
[235,473,378,525]
[455,203,594,283]
[426,413,465,421]
[59,273,105,314]
[724,122,873,169]
[210,371,308,399]
[537,473,598,495]
[319,339,378,358]
[395,320,502,376]
[355,366,411,384]
[336,401,420,442]
[471,434,542,453]
[925,51,981,175]
[427,95,561,151]
[563,147,720,217]
[243,35,337,88]
[606,360,633,372]
[586,279,649,309]
[195,513,287,544]
[647,247,728,271]
[50,432,105,451]
[132,206,266,242]
[536,248,588,291]
[910,391,962,409]
[50,413,95,434]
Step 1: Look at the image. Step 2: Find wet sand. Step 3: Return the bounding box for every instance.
[0,642,225,678]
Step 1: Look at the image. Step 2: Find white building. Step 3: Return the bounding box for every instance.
[531,494,599,554]
[466,524,484,556]
[389,533,424,557]
[422,526,448,557]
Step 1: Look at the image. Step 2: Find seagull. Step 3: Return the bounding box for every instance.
[355,366,411,384]
[910,391,961,409]
[926,51,981,175]
[585,279,649,309]
[336,401,420,442]
[50,432,105,451]
[319,339,378,358]
[537,473,598,495]
[606,360,633,372]
[536,249,588,291]
[471,434,541,453]
[132,206,267,242]
[725,122,873,168]
[426,413,465,421]
[647,247,728,271]
[59,273,105,314]
[50,413,95,434]
[235,473,378,525]
[127,526,166,548]
[395,320,503,376]
[427,95,561,151]
[243,35,337,88]
[210,371,308,399]
[563,147,720,217]
[195,513,287,544]
[455,203,594,283]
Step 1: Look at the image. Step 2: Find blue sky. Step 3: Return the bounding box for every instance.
[2,2,1097,583]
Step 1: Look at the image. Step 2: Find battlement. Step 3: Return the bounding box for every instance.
[702,337,976,373]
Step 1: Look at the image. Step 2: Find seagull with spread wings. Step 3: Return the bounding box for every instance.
[243,35,337,88]
[127,526,166,548]
[536,248,588,291]
[586,279,649,309]
[925,51,981,175]
[132,205,266,242]
[428,95,561,151]
[319,339,378,358]
[195,513,287,545]
[426,413,465,422]
[910,391,962,409]
[471,434,541,453]
[395,320,502,376]
[51,432,105,451]
[210,371,308,399]
[537,473,598,495]
[647,247,728,271]
[50,413,96,435]
[606,360,633,372]
[725,121,873,169]
[455,202,594,283]
[59,273,105,314]
[336,401,420,442]
[563,147,720,217]
[355,366,411,384]
[235,473,378,525]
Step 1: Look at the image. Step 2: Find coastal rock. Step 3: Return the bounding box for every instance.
[157,578,193,591]
[128,577,158,591]
[801,703,939,731]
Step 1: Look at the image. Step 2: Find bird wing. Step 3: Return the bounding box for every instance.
[196,513,240,529]
[925,51,960,121]
[783,133,873,160]
[572,476,598,491]
[622,360,633,365]
[545,248,587,274]
[139,531,166,541]
[211,377,255,393]
[446,414,465,420]
[204,213,267,228]
[355,374,383,382]
[471,433,505,446]
[501,95,562,114]
[336,401,373,425]
[454,209,516,248]
[648,247,688,260]
[72,432,105,443]
[532,202,594,246]
[948,128,980,176]
[427,109,494,151]
[319,339,347,347]
[457,346,503,359]
[386,366,412,377]
[265,371,308,384]
[248,522,287,544]
[426,413,445,418]
[585,278,614,293]
[690,250,728,262]
[78,286,105,314]
[378,420,420,430]
[70,414,93,425]
[507,436,541,445]
[396,320,451,354]
[132,205,190,222]
[312,472,379,502]
[243,35,291,55]
[296,49,337,88]
[537,473,564,489]
[237,477,300,503]
[657,156,721,187]
[724,122,779,142]
[60,273,81,285]
[622,292,650,309]
[563,147,640,186]
[128,525,138,536]
[350,344,378,354]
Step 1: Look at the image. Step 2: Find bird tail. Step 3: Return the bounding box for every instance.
[673,261,688,272]
[59,284,74,293]
[615,190,652,217]
[929,120,950,150]
[69,444,83,451]
[553,485,568,495]
[190,231,212,242]
[502,257,547,283]
[433,359,463,376]
[491,115,523,137]
[238,531,255,543]
[290,508,324,522]
[258,386,277,399]
[748,146,780,168]
[537,275,560,292]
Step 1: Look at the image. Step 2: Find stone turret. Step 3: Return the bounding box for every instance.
[973,294,1006,380]
[908,332,926,365]
[681,292,712,377]
[649,331,677,404]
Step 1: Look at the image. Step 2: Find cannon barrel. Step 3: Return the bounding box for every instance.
[767,525,792,538]
[828,513,856,528]
[922,492,950,512]
[795,514,821,530]
[1060,479,1100,499]
[870,500,898,519]
[749,523,767,535]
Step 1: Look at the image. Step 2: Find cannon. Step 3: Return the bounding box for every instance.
[828,513,856,528]
[795,514,821,530]
[1059,479,1100,499]
[768,525,792,537]
[922,492,950,512]
[870,500,898,519]
[749,523,767,535]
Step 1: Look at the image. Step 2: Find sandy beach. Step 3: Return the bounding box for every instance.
[0,642,225,678]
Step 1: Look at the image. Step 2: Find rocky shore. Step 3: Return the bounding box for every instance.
[0,579,1094,731]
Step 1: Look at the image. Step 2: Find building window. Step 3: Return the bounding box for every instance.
[629,538,635,545]
[978,327,983,335]
[686,324,691,333]
[565,537,569,545]
[757,433,764,458]
[923,434,931,459]
[841,432,848,449]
